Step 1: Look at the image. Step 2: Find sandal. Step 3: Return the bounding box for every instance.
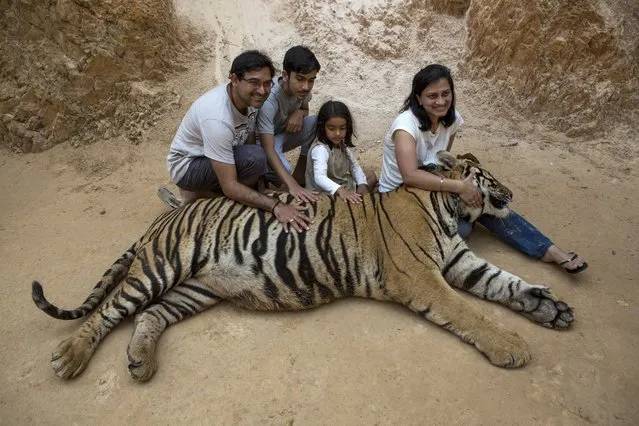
[558,252,589,275]
[157,187,181,209]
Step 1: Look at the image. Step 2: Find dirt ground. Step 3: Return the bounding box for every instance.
[1,0,638,425]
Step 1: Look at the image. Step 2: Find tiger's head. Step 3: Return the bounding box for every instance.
[431,151,513,223]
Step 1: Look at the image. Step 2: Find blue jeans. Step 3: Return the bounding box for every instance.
[458,210,553,258]
[272,115,317,173]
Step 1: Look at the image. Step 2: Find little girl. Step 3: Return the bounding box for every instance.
[305,101,377,203]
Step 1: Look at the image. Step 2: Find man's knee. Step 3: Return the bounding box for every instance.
[303,115,317,129]
[300,115,317,155]
[234,144,268,179]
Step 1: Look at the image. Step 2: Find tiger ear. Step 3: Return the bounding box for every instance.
[435,151,457,172]
[456,152,481,164]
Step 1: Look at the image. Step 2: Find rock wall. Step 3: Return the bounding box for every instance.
[431,0,470,17]
[464,0,639,137]
[286,0,465,62]
[276,0,469,144]
[0,0,204,153]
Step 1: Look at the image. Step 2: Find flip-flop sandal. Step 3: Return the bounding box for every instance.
[558,252,589,275]
[157,187,181,209]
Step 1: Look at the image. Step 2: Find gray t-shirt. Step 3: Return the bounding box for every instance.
[257,77,311,135]
[167,84,257,183]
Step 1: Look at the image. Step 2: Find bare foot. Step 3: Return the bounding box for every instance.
[541,245,589,274]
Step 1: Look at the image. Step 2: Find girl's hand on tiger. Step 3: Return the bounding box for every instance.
[274,202,312,233]
[289,183,319,203]
[336,187,362,204]
[458,171,482,208]
[356,184,368,195]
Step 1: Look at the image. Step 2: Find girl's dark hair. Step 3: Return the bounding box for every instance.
[283,45,321,74]
[401,64,457,131]
[229,50,275,79]
[315,100,355,149]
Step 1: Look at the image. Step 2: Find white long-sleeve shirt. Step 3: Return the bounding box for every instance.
[309,144,367,194]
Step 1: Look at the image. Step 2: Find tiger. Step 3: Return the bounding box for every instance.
[32,150,574,382]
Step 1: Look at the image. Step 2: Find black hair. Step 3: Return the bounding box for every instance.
[315,100,356,149]
[229,50,275,80]
[283,45,321,74]
[400,64,457,131]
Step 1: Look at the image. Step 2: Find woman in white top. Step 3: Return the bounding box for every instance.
[378,64,588,274]
[306,100,377,204]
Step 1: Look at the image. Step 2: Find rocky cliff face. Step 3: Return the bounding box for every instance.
[283,0,637,141]
[0,0,204,153]
[2,0,636,153]
[464,0,638,137]
[431,0,470,16]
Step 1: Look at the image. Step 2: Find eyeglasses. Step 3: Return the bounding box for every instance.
[241,77,274,90]
[424,90,452,101]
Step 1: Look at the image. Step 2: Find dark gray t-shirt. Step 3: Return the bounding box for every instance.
[257,78,311,135]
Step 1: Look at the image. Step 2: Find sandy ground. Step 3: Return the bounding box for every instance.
[1,0,639,424]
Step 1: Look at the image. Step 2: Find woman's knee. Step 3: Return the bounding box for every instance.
[457,220,473,239]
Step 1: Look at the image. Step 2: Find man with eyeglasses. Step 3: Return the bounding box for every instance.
[161,50,313,232]
[257,45,321,204]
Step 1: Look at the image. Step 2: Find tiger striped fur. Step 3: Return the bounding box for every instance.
[32,151,574,382]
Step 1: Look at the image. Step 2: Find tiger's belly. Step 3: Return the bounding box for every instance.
[194,252,373,312]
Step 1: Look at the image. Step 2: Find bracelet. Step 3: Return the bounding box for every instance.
[439,177,444,192]
[271,199,281,213]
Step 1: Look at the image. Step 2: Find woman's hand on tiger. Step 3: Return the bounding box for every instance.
[458,171,482,208]
[356,184,368,195]
[336,187,363,204]
[288,183,319,204]
[274,202,312,233]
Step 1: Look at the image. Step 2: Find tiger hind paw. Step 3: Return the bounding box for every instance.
[126,339,158,382]
[51,336,95,379]
[477,330,532,368]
